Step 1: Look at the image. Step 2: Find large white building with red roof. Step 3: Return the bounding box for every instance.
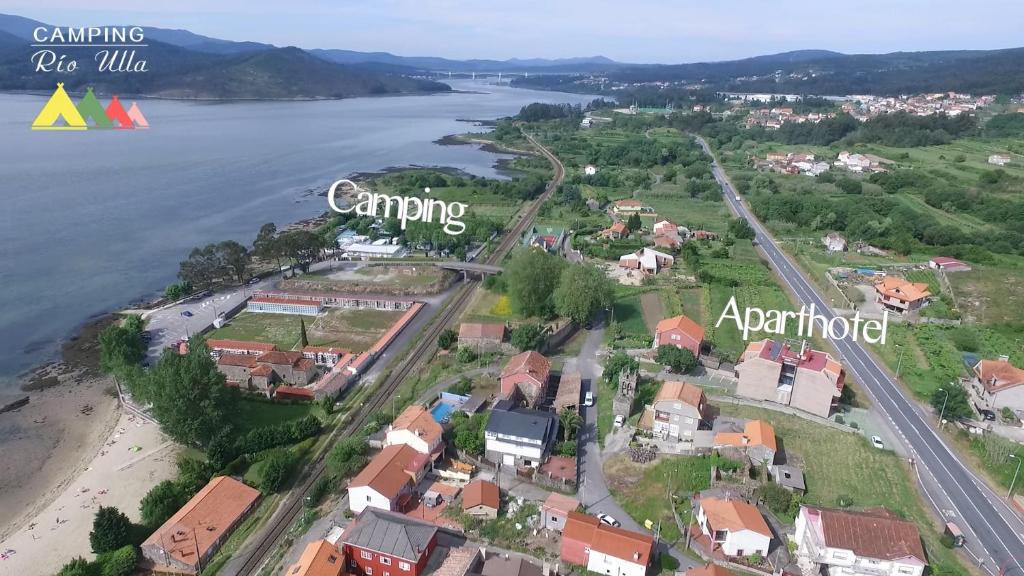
[794,506,927,576]
[561,511,654,576]
[973,356,1024,410]
[735,340,845,418]
[348,444,429,514]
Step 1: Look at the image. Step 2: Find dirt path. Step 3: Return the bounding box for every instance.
[639,291,664,333]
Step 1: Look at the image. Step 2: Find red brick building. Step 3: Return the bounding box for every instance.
[341,508,438,576]
[653,314,705,357]
[500,351,551,408]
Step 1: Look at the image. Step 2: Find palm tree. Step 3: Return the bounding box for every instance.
[560,408,583,441]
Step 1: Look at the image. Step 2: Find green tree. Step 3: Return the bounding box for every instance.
[253,222,282,270]
[603,351,639,385]
[278,230,324,273]
[326,437,369,478]
[175,455,214,494]
[656,345,697,373]
[727,217,755,239]
[89,506,133,554]
[504,248,565,317]
[456,346,478,363]
[437,328,458,350]
[139,480,188,528]
[259,449,292,493]
[450,412,489,456]
[146,338,236,448]
[554,264,614,324]
[511,323,546,351]
[627,212,642,233]
[931,384,973,421]
[98,318,145,376]
[97,546,138,576]
[299,317,309,348]
[560,408,583,441]
[217,240,250,284]
[57,558,96,576]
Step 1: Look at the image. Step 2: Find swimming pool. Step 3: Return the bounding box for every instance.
[430,402,455,423]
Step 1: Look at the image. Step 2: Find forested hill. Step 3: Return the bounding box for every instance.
[0,15,450,99]
[514,48,1024,95]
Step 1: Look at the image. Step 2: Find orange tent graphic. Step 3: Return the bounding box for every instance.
[31,83,87,130]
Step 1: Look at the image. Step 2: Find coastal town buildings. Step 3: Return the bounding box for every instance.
[618,247,674,275]
[286,539,346,576]
[713,420,778,465]
[653,314,704,357]
[794,506,927,576]
[500,351,551,407]
[348,444,428,514]
[386,404,445,460]
[341,509,438,576]
[874,277,931,314]
[638,380,708,441]
[541,492,580,532]
[461,479,500,519]
[484,400,559,467]
[458,322,510,353]
[972,356,1024,410]
[695,497,773,558]
[246,295,323,316]
[560,511,655,576]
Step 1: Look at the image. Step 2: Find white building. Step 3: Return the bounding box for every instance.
[618,247,674,275]
[989,154,1012,166]
[483,402,558,467]
[385,405,444,458]
[696,497,772,558]
[343,243,409,259]
[246,296,323,316]
[584,164,598,175]
[794,506,927,576]
[347,444,425,514]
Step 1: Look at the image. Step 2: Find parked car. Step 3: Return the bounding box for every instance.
[597,513,620,527]
[614,414,625,428]
[977,406,997,421]
[181,310,194,318]
[584,390,594,407]
[870,436,884,449]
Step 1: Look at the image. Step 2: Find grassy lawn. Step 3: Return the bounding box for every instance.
[639,192,732,234]
[603,454,740,544]
[718,405,966,575]
[227,397,312,436]
[462,288,518,324]
[608,285,655,348]
[946,256,1024,325]
[209,309,404,352]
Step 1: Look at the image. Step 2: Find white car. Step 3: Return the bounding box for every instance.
[870,436,884,449]
[597,513,620,527]
[614,414,625,428]
[584,391,594,407]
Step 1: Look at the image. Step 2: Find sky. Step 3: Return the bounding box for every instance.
[6,0,1024,63]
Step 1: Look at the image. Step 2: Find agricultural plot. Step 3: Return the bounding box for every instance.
[208,308,405,352]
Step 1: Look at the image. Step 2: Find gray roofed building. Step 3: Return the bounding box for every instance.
[342,508,438,562]
[484,403,559,468]
[478,554,544,576]
[770,464,806,493]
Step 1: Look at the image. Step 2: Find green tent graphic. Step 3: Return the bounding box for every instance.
[31,82,87,130]
[76,87,113,129]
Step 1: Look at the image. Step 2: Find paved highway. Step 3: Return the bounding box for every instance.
[695,135,1024,575]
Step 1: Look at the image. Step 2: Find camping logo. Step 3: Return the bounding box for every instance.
[31,83,148,130]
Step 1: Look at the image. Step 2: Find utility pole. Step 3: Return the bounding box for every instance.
[938,387,949,426]
[895,344,905,378]
[1009,454,1021,499]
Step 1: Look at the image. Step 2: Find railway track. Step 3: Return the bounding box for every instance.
[227,132,563,576]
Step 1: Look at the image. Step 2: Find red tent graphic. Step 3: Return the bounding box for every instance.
[104,95,135,129]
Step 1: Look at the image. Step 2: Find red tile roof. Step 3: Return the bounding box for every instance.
[714,420,777,453]
[459,322,506,342]
[699,497,771,537]
[218,354,260,368]
[142,476,260,566]
[975,358,1024,394]
[655,314,705,343]
[286,539,345,576]
[501,351,551,383]
[563,512,653,566]
[350,444,421,499]
[390,405,443,447]
[257,350,304,367]
[808,506,926,563]
[462,479,500,512]
[250,363,274,377]
[542,492,580,515]
[686,564,734,576]
[250,296,323,307]
[654,381,705,409]
[207,339,278,353]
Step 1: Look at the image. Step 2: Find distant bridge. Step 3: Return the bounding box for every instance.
[436,261,503,275]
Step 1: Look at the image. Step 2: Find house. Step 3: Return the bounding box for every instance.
[255,351,317,385]
[973,356,1024,410]
[522,226,566,253]
[619,247,674,275]
[653,235,681,250]
[989,154,1012,166]
[690,230,717,241]
[928,257,971,273]
[696,497,772,558]
[821,233,847,253]
[286,539,346,576]
[458,322,509,353]
[735,340,845,418]
[386,405,445,460]
[794,506,927,576]
[611,199,651,215]
[303,345,350,367]
[653,219,678,237]
[484,400,559,467]
[479,553,543,576]
[874,277,931,314]
[713,420,778,465]
[553,372,583,414]
[639,381,708,441]
[601,221,630,240]
[343,243,409,259]
[561,512,654,576]
[341,508,438,576]
[541,492,580,532]
[462,479,500,519]
[348,444,428,514]
[500,351,551,407]
[141,476,261,574]
[653,314,705,358]
[247,295,323,316]
[770,465,806,493]
[584,164,598,174]
[685,564,734,576]
[207,339,278,357]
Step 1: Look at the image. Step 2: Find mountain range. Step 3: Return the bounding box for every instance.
[3,12,1023,99]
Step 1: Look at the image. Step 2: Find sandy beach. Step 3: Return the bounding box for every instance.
[0,407,179,575]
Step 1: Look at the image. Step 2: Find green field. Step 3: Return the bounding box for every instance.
[227,397,312,436]
[718,405,967,576]
[209,308,404,352]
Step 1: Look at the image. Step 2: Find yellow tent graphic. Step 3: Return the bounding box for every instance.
[31,83,87,130]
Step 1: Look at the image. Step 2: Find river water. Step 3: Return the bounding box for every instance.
[0,80,594,388]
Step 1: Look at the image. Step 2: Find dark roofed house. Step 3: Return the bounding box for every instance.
[553,372,583,413]
[342,508,439,576]
[484,403,558,468]
[479,554,544,576]
[770,464,806,493]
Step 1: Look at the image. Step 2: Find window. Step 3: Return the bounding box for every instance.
[361,551,373,560]
[399,562,411,571]
[367,569,373,575]
[381,557,392,566]
[328,555,338,565]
